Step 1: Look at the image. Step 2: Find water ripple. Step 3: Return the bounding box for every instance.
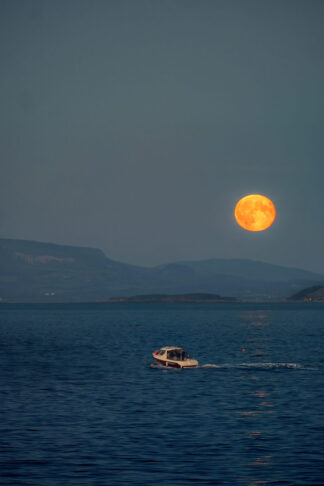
[0,302,323,485]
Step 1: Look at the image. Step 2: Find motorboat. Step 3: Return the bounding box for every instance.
[152,346,199,368]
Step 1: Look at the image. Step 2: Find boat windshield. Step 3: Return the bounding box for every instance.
[167,349,188,361]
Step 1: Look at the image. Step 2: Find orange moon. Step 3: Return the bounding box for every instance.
[234,194,276,232]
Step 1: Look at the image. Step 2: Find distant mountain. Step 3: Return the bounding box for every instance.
[288,285,324,301]
[154,258,324,300]
[0,238,323,302]
[0,238,151,302]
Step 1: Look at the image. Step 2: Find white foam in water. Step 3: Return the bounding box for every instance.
[199,362,314,370]
[239,362,304,369]
[151,362,314,370]
[201,364,221,368]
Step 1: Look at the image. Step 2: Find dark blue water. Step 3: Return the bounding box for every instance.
[0,303,323,485]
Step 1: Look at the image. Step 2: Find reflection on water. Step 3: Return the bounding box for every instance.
[237,310,277,485]
[249,482,269,486]
[248,455,273,466]
[248,430,262,439]
[237,410,257,417]
[239,312,272,364]
[250,390,268,398]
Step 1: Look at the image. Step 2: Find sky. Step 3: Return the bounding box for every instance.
[1,0,324,273]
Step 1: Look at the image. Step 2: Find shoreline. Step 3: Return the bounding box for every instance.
[0,299,323,305]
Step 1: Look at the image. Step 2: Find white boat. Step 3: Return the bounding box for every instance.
[152,346,199,368]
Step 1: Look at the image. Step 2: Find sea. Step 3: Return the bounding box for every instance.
[0,302,323,486]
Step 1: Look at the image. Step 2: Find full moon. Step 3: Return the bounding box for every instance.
[234,194,276,232]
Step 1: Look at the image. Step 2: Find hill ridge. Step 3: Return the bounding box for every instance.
[0,238,323,302]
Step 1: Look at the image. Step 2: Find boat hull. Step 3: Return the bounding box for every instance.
[153,355,198,368]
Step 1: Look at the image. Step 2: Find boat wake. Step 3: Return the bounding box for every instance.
[201,364,221,368]
[149,362,180,370]
[201,362,316,370]
[150,361,317,371]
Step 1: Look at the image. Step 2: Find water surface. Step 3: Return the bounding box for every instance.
[0,302,323,485]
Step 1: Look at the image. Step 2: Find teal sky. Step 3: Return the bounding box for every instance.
[1,0,324,272]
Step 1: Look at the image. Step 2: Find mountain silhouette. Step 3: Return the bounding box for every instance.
[0,239,323,302]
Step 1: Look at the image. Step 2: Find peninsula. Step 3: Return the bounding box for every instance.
[288,285,324,302]
[103,293,236,303]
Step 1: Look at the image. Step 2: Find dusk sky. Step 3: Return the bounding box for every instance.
[1,0,323,273]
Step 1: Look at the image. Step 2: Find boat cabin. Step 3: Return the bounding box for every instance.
[156,346,189,361]
[153,346,199,368]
